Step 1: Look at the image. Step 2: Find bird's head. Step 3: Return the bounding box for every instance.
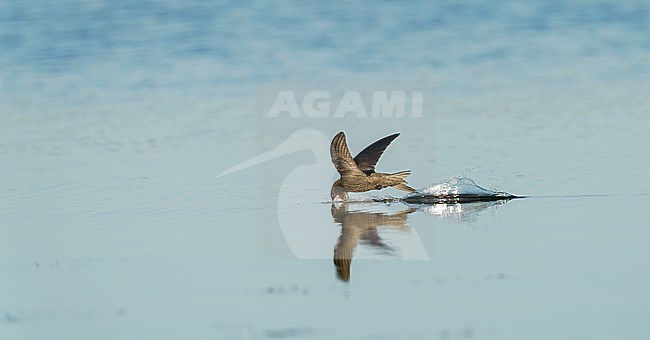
[330,180,348,202]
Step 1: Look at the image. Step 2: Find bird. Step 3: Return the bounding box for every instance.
[216,129,430,261]
[330,131,415,201]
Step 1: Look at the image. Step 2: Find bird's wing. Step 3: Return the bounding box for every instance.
[353,133,400,175]
[330,132,365,177]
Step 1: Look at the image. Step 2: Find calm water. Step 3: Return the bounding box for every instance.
[2,0,650,339]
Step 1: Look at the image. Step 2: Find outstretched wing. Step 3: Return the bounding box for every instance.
[353,133,400,175]
[330,132,365,177]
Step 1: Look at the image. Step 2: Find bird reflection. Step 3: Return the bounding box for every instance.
[330,199,513,282]
[331,203,415,282]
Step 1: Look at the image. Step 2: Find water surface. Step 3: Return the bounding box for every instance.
[2,0,650,338]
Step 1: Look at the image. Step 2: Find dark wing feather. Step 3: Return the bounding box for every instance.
[330,132,365,177]
[353,133,400,175]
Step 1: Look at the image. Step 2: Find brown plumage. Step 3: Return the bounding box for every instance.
[330,132,415,201]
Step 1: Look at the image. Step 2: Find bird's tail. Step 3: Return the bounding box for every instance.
[394,183,416,192]
[389,170,416,193]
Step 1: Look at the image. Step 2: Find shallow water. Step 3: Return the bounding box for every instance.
[2,0,650,339]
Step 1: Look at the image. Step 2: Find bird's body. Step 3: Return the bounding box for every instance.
[330,132,415,201]
[332,172,412,192]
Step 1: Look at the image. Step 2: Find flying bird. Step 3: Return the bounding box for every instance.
[330,132,415,201]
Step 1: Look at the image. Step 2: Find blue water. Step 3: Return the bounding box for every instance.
[2,1,648,106]
[2,1,650,339]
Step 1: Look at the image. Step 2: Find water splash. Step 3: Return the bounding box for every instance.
[320,177,519,204]
[402,177,518,204]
